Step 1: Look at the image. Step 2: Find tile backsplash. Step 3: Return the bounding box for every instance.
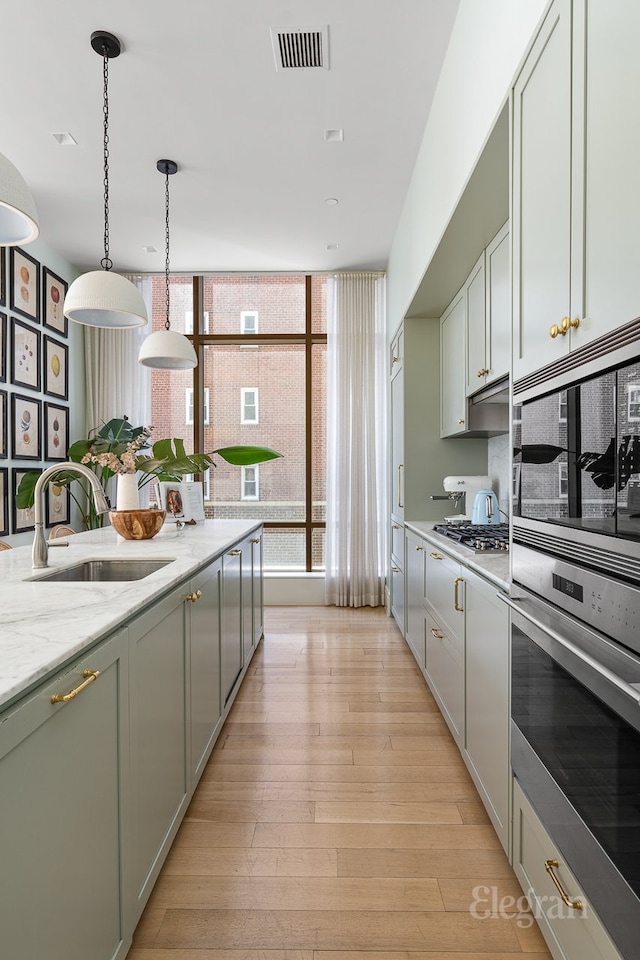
[488,432,511,521]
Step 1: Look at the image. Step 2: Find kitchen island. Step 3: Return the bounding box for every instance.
[0,519,263,960]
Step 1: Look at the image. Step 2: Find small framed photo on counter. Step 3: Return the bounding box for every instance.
[158,480,205,522]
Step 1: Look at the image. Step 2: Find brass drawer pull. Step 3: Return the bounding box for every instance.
[51,669,100,705]
[544,859,583,911]
[457,418,465,425]
[415,545,424,551]
[186,590,202,603]
[251,537,261,544]
[229,549,242,556]
[454,576,464,612]
[430,552,443,560]
[431,627,444,639]
[477,368,489,377]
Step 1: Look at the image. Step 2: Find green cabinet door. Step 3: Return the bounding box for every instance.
[189,558,222,781]
[0,628,130,960]
[128,584,189,920]
[221,546,243,706]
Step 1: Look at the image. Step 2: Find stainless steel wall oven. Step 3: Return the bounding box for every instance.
[508,319,640,959]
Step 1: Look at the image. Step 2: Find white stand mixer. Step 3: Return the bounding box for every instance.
[431,475,493,522]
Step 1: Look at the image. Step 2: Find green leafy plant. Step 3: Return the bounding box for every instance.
[16,416,282,529]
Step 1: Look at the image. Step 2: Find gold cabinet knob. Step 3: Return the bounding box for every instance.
[477,368,489,377]
[458,418,465,425]
[186,590,202,603]
[561,316,580,334]
[415,545,424,551]
[392,355,400,364]
[549,323,562,338]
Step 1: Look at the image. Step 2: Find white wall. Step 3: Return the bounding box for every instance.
[387,0,548,329]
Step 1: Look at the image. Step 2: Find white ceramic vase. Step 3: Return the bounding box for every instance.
[116,472,140,511]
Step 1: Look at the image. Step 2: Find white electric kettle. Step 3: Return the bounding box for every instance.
[471,489,500,525]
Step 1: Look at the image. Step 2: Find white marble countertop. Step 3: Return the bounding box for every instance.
[0,519,260,712]
[404,519,510,592]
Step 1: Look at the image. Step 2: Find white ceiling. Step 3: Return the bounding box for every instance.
[2,1,459,276]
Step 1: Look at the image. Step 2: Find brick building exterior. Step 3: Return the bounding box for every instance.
[149,275,327,569]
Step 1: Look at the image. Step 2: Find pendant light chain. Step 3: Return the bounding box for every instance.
[164,170,171,330]
[101,49,113,271]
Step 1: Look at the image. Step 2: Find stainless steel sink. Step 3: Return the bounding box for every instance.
[28,558,175,583]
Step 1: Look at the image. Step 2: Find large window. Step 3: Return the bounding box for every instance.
[149,274,326,570]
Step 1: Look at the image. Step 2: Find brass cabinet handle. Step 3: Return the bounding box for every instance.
[430,552,443,560]
[454,576,464,612]
[561,316,580,334]
[550,316,575,339]
[392,523,400,529]
[477,368,489,377]
[391,566,400,573]
[51,669,100,705]
[397,464,404,509]
[544,859,583,911]
[251,537,261,544]
[391,355,400,364]
[415,545,424,551]
[457,418,465,425]
[228,549,242,556]
[186,590,202,603]
[431,627,444,639]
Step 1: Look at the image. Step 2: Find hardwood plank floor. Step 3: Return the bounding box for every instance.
[128,606,551,960]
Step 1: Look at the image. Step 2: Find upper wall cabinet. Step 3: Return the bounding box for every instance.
[441,222,510,437]
[512,0,640,382]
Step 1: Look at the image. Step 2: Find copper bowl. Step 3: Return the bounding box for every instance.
[109,508,166,540]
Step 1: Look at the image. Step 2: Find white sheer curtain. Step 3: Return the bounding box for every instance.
[83,276,152,506]
[83,276,152,434]
[325,273,387,607]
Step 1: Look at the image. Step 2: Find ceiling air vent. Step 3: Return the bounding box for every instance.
[271,25,330,71]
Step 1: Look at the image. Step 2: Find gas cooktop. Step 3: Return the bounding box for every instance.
[432,522,510,553]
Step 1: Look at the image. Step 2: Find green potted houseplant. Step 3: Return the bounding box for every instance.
[16,415,281,530]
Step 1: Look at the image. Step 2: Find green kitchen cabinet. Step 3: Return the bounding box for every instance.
[128,583,190,922]
[188,557,223,783]
[0,628,130,960]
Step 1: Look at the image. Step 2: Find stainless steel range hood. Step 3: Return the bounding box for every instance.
[466,375,509,436]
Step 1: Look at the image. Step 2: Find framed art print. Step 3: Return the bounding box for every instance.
[43,336,68,399]
[42,268,68,337]
[46,479,70,527]
[44,402,68,461]
[11,317,40,391]
[0,467,8,536]
[11,393,40,460]
[12,467,39,534]
[0,311,6,383]
[10,247,40,323]
[0,247,5,307]
[0,389,7,459]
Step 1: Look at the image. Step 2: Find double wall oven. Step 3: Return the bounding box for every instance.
[508,319,640,960]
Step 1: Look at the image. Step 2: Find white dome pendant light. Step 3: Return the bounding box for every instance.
[64,31,147,329]
[138,160,197,369]
[0,152,39,246]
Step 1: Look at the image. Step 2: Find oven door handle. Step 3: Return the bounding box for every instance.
[499,594,640,707]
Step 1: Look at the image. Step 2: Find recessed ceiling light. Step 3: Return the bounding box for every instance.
[325,197,339,206]
[326,244,339,250]
[52,132,78,146]
[141,245,157,253]
[324,129,344,142]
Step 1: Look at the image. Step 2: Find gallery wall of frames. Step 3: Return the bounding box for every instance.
[0,245,71,539]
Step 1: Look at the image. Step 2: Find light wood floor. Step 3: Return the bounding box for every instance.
[128,605,552,960]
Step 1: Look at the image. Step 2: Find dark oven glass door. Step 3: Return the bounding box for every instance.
[513,359,640,542]
[511,604,640,958]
